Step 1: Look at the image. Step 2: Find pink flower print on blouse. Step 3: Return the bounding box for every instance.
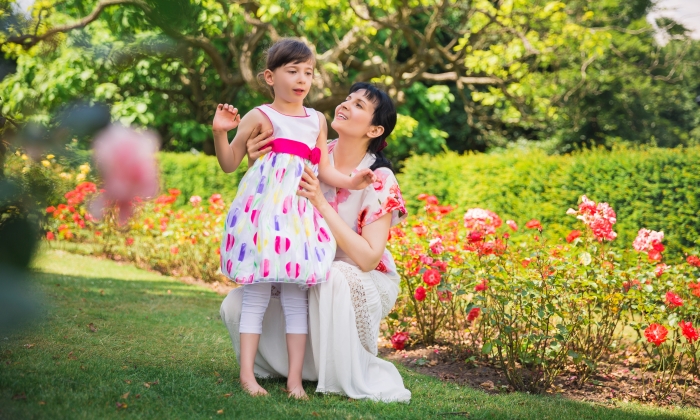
[366,183,407,226]
[336,188,351,205]
[357,207,369,235]
[373,170,390,191]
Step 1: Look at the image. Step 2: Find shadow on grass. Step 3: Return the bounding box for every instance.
[0,255,695,419]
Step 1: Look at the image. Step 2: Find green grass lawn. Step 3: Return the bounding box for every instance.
[1,249,697,419]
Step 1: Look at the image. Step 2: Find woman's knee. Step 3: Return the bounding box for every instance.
[220,287,245,324]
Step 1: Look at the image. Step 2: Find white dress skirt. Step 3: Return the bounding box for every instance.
[219,260,411,403]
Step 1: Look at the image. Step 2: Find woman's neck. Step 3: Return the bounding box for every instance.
[269,98,305,116]
[333,135,371,174]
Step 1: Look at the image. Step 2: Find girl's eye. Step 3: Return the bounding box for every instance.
[289,70,297,74]
[356,103,362,108]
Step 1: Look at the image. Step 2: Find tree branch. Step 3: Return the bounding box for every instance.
[418,72,501,85]
[4,0,150,49]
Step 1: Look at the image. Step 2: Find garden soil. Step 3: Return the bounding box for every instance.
[378,340,700,409]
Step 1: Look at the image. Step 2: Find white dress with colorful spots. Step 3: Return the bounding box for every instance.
[220,105,336,286]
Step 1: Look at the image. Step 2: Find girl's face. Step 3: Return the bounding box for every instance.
[264,60,315,104]
[331,90,384,140]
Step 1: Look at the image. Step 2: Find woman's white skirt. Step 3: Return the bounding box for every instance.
[220,261,411,403]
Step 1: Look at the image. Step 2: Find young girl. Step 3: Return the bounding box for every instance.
[211,39,374,399]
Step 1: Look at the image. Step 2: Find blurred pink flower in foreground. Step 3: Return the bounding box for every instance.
[89,125,160,225]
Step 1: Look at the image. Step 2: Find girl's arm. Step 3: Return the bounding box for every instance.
[212,104,267,173]
[314,112,375,190]
[298,165,390,271]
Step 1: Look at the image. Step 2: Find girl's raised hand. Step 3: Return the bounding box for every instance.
[212,104,241,133]
[348,168,376,190]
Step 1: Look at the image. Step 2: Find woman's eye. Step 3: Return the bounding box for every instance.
[289,70,296,74]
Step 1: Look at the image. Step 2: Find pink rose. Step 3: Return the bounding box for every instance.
[390,331,410,350]
[89,125,160,225]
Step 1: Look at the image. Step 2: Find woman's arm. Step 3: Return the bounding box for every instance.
[314,112,375,190]
[298,165,390,272]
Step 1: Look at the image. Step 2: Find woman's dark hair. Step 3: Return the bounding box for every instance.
[257,38,315,97]
[348,82,396,171]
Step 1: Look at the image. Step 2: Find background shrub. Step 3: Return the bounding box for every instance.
[397,147,700,258]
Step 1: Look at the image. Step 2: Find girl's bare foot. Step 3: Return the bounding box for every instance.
[285,384,308,400]
[240,377,268,396]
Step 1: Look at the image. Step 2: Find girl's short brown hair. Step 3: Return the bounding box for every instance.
[257,38,315,97]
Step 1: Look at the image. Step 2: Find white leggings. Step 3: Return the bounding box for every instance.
[239,283,308,335]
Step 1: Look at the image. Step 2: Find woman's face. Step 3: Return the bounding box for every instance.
[331,90,378,139]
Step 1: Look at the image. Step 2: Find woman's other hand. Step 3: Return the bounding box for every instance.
[297,165,329,210]
[245,123,274,162]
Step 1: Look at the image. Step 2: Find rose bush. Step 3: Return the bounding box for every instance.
[44,182,225,281]
[389,193,700,395]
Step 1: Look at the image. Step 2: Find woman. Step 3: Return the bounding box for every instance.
[220,82,411,402]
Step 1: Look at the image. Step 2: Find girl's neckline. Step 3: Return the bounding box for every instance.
[263,104,310,118]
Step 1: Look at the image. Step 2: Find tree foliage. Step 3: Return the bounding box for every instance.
[0,0,698,161]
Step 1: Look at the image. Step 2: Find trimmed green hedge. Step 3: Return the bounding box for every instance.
[397,147,700,257]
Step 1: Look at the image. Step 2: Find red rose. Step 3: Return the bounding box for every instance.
[655,263,668,277]
[644,323,668,346]
[417,193,429,201]
[419,254,433,265]
[46,206,56,214]
[169,188,181,196]
[437,290,453,302]
[125,237,134,246]
[412,224,427,236]
[46,231,55,240]
[429,238,444,255]
[426,195,439,205]
[467,230,485,243]
[689,281,700,298]
[679,320,700,343]
[474,279,488,292]
[506,220,518,231]
[566,230,581,243]
[422,269,441,286]
[467,307,481,322]
[431,260,448,273]
[665,291,683,308]
[647,249,663,262]
[414,286,427,301]
[390,331,410,350]
[525,219,542,230]
[170,246,179,255]
[687,255,700,268]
